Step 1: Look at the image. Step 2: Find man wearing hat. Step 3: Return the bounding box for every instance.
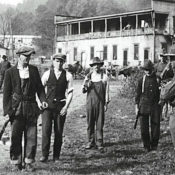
[135,60,161,152]
[0,54,11,89]
[40,53,73,162]
[82,57,109,151]
[154,53,172,83]
[3,46,48,171]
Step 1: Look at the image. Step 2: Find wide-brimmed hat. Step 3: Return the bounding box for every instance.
[90,57,104,67]
[53,54,66,62]
[142,60,154,70]
[160,53,167,58]
[16,46,35,56]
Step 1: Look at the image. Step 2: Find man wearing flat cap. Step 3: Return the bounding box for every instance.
[40,53,73,162]
[0,54,11,89]
[3,46,48,172]
[135,60,161,153]
[82,57,109,151]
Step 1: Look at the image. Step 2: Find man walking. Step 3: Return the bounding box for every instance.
[40,53,73,162]
[0,54,11,89]
[82,57,109,151]
[3,46,48,172]
[135,60,161,152]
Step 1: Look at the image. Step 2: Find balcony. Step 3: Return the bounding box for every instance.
[56,28,154,42]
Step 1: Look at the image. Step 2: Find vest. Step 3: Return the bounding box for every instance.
[46,69,68,109]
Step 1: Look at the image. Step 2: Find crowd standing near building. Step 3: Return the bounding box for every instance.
[2,48,175,172]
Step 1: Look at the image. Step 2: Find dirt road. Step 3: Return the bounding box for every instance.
[0,80,174,175]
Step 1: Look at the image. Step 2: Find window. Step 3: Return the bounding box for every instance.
[144,48,150,60]
[103,46,108,60]
[173,16,175,33]
[90,47,94,60]
[113,45,117,60]
[58,48,62,53]
[161,43,167,53]
[74,47,77,61]
[134,44,139,60]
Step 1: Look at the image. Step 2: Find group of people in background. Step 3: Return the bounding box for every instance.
[2,45,175,172]
[1,46,109,172]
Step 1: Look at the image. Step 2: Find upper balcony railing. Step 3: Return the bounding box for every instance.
[57,28,154,42]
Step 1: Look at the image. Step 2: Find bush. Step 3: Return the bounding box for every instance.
[119,68,144,99]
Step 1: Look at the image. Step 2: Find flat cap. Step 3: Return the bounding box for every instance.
[53,53,66,62]
[16,46,35,56]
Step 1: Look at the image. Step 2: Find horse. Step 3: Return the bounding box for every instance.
[66,61,83,79]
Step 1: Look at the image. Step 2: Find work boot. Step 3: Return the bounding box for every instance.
[85,142,95,149]
[40,156,48,162]
[53,157,59,163]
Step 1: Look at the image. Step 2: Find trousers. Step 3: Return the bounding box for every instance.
[41,109,66,159]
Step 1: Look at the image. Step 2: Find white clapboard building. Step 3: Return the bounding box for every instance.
[54,0,175,68]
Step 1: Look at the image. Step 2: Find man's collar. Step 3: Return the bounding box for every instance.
[17,63,29,70]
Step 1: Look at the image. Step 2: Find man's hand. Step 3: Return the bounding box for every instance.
[42,102,48,109]
[60,106,68,116]
[104,104,108,112]
[5,114,9,118]
[135,105,139,115]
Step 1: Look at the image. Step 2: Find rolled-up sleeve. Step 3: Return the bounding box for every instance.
[66,71,74,93]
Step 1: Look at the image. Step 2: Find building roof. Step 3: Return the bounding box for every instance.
[0,35,41,39]
[55,9,153,25]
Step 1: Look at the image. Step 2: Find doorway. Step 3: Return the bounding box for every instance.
[123,49,128,66]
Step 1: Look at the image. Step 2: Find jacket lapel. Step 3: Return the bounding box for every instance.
[13,65,22,94]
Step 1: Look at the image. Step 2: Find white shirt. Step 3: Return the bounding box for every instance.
[41,68,74,94]
[17,65,29,79]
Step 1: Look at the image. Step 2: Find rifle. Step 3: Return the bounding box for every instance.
[0,119,10,140]
[0,111,15,140]
[134,111,140,129]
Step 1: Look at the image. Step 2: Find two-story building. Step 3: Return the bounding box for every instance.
[54,0,175,68]
[0,35,41,58]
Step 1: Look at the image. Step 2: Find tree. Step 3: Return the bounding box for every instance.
[33,5,55,56]
[11,12,35,35]
[0,8,15,47]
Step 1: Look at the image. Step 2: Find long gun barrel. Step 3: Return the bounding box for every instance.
[0,119,10,140]
[134,112,140,129]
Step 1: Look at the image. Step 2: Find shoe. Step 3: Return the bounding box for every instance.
[40,156,48,162]
[24,164,35,172]
[143,148,151,153]
[11,164,22,172]
[53,157,59,163]
[85,143,95,149]
[97,145,104,151]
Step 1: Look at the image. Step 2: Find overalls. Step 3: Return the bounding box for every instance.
[86,73,106,147]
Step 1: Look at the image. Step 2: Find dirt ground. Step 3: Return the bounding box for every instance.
[0,80,175,175]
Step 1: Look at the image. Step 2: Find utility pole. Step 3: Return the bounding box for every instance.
[9,18,14,61]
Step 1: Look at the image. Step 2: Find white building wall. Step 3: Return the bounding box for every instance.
[0,48,7,58]
[56,35,154,68]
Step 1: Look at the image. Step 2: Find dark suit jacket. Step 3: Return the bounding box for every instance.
[135,73,160,115]
[3,64,46,116]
